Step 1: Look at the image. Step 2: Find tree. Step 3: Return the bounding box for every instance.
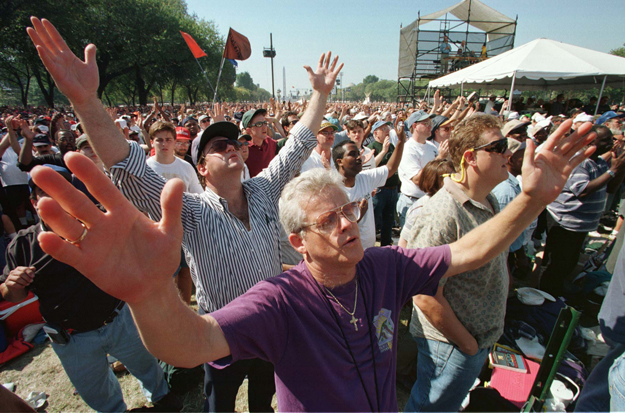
[0,0,232,107]
[610,47,625,58]
[363,75,379,85]
[236,72,257,91]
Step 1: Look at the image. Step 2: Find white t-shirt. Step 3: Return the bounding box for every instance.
[398,139,438,198]
[344,166,389,249]
[301,149,337,173]
[0,147,28,187]
[146,156,203,193]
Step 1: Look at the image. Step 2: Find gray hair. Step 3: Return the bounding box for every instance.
[279,168,347,234]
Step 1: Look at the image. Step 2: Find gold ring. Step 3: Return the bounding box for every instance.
[66,223,88,245]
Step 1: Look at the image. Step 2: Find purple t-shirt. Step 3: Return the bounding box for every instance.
[211,245,451,412]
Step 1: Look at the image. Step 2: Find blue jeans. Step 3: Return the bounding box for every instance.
[397,193,417,229]
[52,305,169,412]
[404,336,488,412]
[373,187,398,246]
[610,345,625,411]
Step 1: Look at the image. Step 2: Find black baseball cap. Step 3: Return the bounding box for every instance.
[197,121,240,160]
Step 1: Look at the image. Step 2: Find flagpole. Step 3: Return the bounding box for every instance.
[212,56,226,104]
[193,57,216,97]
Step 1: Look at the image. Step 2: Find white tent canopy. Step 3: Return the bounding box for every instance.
[398,0,515,78]
[428,38,625,91]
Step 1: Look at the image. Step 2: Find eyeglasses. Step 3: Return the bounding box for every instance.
[175,140,191,146]
[207,139,241,153]
[440,127,452,132]
[472,138,508,154]
[238,141,249,146]
[250,121,268,128]
[299,201,361,234]
[319,129,335,136]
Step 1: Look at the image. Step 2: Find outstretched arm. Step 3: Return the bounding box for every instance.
[32,153,230,367]
[445,120,596,278]
[27,17,129,168]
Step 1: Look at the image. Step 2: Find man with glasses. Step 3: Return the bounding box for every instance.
[397,110,438,228]
[198,115,210,131]
[238,134,251,181]
[502,118,531,142]
[242,108,276,177]
[403,114,518,412]
[301,121,338,173]
[276,111,299,153]
[25,17,343,411]
[173,126,196,170]
[18,129,76,172]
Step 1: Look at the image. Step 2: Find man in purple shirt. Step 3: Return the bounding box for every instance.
[28,17,597,413]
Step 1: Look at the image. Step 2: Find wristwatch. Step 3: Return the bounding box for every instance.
[608,170,616,178]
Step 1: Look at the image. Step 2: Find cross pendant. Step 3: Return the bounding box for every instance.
[350,315,358,331]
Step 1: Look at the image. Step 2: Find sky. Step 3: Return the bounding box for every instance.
[186,0,625,96]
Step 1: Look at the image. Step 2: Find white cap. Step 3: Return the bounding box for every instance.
[534,118,553,133]
[573,113,594,123]
[531,112,546,122]
[507,111,520,120]
[353,112,368,121]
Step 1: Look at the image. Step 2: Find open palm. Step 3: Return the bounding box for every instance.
[32,153,183,305]
[27,17,99,105]
[521,120,596,205]
[303,52,344,96]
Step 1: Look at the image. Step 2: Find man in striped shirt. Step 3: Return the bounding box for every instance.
[25,18,343,412]
[542,126,625,297]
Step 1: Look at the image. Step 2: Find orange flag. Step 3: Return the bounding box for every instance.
[180,31,207,59]
[223,28,251,61]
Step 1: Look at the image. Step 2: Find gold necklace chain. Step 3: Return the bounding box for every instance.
[325,278,359,331]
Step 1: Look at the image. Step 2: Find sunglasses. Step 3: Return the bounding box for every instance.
[207,139,241,153]
[289,120,299,126]
[299,201,361,234]
[238,141,249,146]
[250,121,268,128]
[472,138,508,154]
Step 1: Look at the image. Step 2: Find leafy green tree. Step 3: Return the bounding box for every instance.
[610,47,625,58]
[363,75,379,85]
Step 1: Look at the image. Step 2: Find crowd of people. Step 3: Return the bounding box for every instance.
[0,16,625,412]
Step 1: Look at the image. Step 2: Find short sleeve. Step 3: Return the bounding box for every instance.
[210,280,289,365]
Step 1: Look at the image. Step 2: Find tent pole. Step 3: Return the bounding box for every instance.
[507,71,517,112]
[595,75,607,116]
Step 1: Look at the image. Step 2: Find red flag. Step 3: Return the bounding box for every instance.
[223,28,251,61]
[180,31,207,59]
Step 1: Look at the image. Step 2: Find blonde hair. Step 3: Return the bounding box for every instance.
[448,114,502,171]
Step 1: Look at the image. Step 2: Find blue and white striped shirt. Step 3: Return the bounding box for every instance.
[110,122,316,312]
[547,157,609,233]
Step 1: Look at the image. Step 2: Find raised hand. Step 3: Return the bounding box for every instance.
[32,152,183,305]
[521,120,596,205]
[303,52,343,96]
[27,18,99,106]
[18,120,36,140]
[382,136,390,152]
[207,103,225,122]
